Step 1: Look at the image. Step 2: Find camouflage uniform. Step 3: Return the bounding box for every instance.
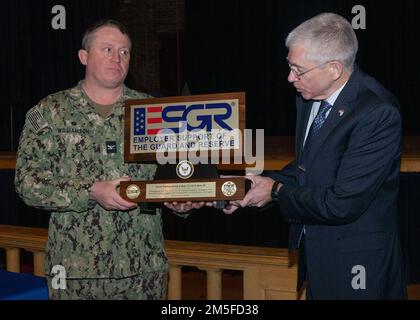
[15,82,168,299]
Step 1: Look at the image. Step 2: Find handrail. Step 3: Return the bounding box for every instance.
[165,240,300,299]
[0,225,48,276]
[0,224,302,300]
[3,136,420,172]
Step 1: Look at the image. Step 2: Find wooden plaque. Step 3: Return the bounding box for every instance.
[120,177,247,203]
[121,92,247,203]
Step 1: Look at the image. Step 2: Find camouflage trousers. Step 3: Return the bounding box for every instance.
[46,272,167,300]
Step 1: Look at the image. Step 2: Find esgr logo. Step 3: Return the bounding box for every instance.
[133,100,237,136]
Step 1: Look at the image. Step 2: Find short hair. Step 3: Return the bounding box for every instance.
[82,19,131,51]
[285,13,358,71]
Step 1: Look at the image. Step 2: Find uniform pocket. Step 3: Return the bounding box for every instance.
[338,232,385,253]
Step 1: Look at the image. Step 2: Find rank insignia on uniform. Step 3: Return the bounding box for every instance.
[106,141,117,153]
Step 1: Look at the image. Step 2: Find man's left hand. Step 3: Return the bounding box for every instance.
[241,175,280,208]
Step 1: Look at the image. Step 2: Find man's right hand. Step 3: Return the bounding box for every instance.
[90,177,137,211]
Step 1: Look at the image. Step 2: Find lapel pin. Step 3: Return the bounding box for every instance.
[338,109,345,117]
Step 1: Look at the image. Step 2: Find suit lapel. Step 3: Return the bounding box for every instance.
[296,98,312,159]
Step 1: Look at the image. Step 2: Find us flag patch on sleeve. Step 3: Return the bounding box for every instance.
[27,108,48,132]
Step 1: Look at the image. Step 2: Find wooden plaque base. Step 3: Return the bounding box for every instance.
[120,177,247,203]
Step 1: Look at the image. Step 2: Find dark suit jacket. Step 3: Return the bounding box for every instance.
[270,66,406,299]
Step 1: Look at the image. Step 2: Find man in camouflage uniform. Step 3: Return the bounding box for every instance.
[15,20,168,299]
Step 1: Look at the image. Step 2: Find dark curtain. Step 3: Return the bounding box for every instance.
[0,0,121,150]
[163,204,289,248]
[185,0,420,135]
[399,173,420,284]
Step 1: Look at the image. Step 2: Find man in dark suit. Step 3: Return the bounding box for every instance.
[227,12,406,299]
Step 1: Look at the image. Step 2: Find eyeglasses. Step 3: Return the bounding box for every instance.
[287,61,331,80]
